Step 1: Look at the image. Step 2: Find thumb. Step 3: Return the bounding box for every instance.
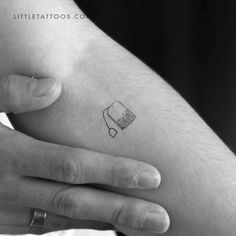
[0,74,62,114]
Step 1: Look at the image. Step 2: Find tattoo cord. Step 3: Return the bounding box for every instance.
[103,108,118,138]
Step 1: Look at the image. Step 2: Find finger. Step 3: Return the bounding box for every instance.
[9,134,160,189]
[0,74,62,113]
[9,178,170,234]
[0,206,113,234]
[115,225,161,236]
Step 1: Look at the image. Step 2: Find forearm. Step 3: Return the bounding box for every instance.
[2,2,236,235]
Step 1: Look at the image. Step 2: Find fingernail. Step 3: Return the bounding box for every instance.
[143,212,169,234]
[31,78,60,97]
[134,171,161,189]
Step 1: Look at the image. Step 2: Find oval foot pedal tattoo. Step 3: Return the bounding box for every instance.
[103,101,136,138]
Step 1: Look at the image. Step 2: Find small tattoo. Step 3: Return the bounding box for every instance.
[103,101,136,138]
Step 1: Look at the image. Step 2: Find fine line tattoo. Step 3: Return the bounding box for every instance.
[103,101,136,138]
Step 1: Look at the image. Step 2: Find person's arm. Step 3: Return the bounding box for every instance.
[0,1,171,235]
[0,76,169,235]
[2,0,236,235]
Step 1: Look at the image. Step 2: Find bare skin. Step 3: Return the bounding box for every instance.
[0,1,170,235]
[1,0,236,236]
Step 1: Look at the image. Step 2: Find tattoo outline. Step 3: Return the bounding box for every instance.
[103,101,136,138]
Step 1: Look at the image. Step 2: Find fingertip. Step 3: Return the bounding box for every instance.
[0,74,63,113]
[143,209,170,234]
[46,78,62,101]
[29,77,62,110]
[164,212,171,233]
[132,167,161,189]
[149,168,162,188]
[31,78,62,98]
[160,208,171,234]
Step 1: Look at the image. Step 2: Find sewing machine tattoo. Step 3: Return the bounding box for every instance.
[103,101,136,138]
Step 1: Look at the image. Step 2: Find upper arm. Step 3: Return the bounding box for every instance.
[3,1,236,235]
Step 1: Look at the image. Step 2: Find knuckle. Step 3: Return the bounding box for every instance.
[109,158,131,187]
[111,204,129,226]
[111,201,140,228]
[0,75,11,97]
[0,76,11,112]
[105,155,119,186]
[51,189,80,217]
[52,154,78,183]
[0,74,22,113]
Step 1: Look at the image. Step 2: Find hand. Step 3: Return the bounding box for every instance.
[0,74,170,234]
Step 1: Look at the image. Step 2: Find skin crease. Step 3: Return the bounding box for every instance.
[1,0,236,235]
